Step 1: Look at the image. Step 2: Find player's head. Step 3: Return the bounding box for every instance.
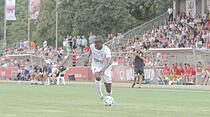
[94,35,104,50]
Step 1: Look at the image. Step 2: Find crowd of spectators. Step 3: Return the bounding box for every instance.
[110,10,210,68]
[158,61,210,85]
[0,39,67,68]
[111,10,210,54]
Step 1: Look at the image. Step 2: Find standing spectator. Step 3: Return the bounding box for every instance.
[30,41,36,50]
[81,36,87,53]
[72,36,77,50]
[24,59,31,80]
[76,35,81,47]
[63,38,67,51]
[89,32,96,44]
[43,40,47,48]
[168,6,173,21]
[24,39,29,48]
[132,45,145,88]
[20,40,24,49]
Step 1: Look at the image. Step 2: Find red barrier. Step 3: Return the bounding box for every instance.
[0,68,12,80]
[64,67,94,80]
[64,66,134,81]
[111,66,133,81]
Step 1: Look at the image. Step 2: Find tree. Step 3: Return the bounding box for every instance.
[0,0,172,48]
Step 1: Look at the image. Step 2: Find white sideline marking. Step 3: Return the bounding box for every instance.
[0,114,16,117]
[140,88,210,93]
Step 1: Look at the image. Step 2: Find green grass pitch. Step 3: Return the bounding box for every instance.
[0,83,210,117]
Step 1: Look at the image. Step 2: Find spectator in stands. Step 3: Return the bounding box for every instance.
[183,63,189,85]
[168,6,173,21]
[30,41,36,49]
[24,39,29,48]
[43,40,47,48]
[160,64,170,84]
[81,36,87,53]
[89,32,96,44]
[189,65,196,84]
[20,40,24,49]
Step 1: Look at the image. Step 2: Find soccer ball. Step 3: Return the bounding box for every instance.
[103,96,114,106]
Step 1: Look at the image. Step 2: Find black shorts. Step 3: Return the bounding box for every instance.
[134,67,144,75]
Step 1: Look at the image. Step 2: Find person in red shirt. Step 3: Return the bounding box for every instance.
[185,64,193,84]
[190,65,196,84]
[174,63,181,76]
[183,63,190,85]
[179,63,184,75]
[163,64,170,76]
[159,64,170,85]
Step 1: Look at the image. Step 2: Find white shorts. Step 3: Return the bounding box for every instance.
[92,67,112,83]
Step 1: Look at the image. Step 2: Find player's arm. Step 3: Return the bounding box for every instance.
[100,57,111,74]
[85,49,92,65]
[100,47,111,74]
[136,51,145,61]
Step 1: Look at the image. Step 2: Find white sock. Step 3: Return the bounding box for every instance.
[95,80,103,98]
[31,80,34,83]
[106,91,112,96]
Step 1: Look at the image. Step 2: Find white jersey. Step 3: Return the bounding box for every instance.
[90,44,112,83]
[90,44,111,68]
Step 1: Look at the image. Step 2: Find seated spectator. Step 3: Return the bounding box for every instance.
[42,63,52,85]
[197,61,206,85]
[189,65,196,84]
[203,65,210,85]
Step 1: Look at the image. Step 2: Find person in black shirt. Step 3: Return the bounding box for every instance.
[132,45,145,88]
[51,61,66,85]
[32,63,43,84]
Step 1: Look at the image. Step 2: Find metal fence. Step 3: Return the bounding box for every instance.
[104,12,168,50]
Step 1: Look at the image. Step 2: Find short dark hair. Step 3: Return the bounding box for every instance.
[94,35,104,43]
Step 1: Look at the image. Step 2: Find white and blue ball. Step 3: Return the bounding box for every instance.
[103,96,114,106]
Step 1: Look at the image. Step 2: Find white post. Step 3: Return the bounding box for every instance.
[56,0,58,49]
[193,48,198,84]
[201,0,205,17]
[4,0,7,49]
[173,0,177,19]
[28,0,30,49]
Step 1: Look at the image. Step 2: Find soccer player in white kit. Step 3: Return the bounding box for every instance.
[86,35,112,100]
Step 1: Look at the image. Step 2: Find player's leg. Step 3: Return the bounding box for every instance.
[94,71,103,100]
[132,73,138,88]
[139,75,143,88]
[132,68,139,88]
[104,83,112,96]
[102,72,112,96]
[138,68,144,88]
